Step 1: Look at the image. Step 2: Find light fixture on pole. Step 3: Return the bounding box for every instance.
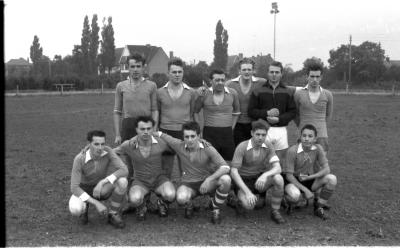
[270,2,279,60]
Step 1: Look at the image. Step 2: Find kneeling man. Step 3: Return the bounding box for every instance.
[230,120,286,224]
[283,124,337,220]
[69,130,129,228]
[114,116,176,221]
[155,121,231,224]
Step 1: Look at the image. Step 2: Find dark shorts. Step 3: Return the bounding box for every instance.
[80,183,114,200]
[180,181,204,195]
[233,175,264,195]
[121,117,137,142]
[233,123,252,147]
[130,174,170,191]
[284,176,315,191]
[203,126,235,161]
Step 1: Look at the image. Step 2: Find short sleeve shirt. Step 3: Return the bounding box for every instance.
[114,79,158,118]
[284,143,328,176]
[231,139,279,177]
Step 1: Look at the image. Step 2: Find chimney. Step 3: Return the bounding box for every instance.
[169,51,174,59]
[27,57,30,63]
[239,53,243,59]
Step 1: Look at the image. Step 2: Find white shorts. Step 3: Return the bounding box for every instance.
[266,126,288,151]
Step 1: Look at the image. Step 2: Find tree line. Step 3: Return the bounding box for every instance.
[6,18,400,91]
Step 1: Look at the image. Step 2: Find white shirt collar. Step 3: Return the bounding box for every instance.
[231,76,259,82]
[209,86,230,94]
[134,136,159,148]
[297,143,317,153]
[85,149,108,163]
[246,139,267,151]
[162,82,191,89]
[184,141,205,150]
[303,84,323,90]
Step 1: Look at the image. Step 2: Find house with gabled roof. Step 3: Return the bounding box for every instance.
[6,58,32,77]
[114,44,170,77]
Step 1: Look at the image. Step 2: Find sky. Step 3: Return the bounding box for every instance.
[4,0,400,71]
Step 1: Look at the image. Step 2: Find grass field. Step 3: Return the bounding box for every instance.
[5,94,400,246]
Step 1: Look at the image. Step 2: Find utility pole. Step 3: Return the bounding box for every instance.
[270,2,279,61]
[349,35,352,85]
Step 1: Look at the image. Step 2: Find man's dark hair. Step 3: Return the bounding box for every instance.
[135,116,155,128]
[209,68,226,79]
[182,121,201,135]
[268,61,283,73]
[251,119,270,132]
[168,57,184,70]
[306,62,324,75]
[301,124,318,137]
[126,53,146,66]
[239,57,256,69]
[87,130,106,142]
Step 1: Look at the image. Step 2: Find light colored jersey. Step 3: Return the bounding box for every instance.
[294,86,333,138]
[284,143,328,176]
[114,79,158,118]
[160,133,230,183]
[231,139,279,177]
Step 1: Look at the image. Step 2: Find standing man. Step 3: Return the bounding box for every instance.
[230,120,286,224]
[283,124,337,220]
[194,69,240,162]
[69,130,128,228]
[157,57,196,178]
[114,53,159,145]
[248,61,296,163]
[294,62,333,153]
[227,58,266,146]
[114,116,176,221]
[154,121,231,224]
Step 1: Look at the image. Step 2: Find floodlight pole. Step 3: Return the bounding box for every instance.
[271,2,279,60]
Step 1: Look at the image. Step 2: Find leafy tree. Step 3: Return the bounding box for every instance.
[89,14,100,75]
[184,61,209,88]
[30,35,43,75]
[211,20,228,70]
[99,17,115,75]
[328,41,387,83]
[80,15,91,75]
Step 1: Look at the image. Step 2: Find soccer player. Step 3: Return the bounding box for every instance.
[154,121,231,224]
[114,116,175,221]
[294,62,333,153]
[226,57,266,146]
[248,61,296,164]
[194,69,240,162]
[157,57,196,178]
[113,53,159,145]
[230,120,286,224]
[283,124,337,220]
[69,130,128,228]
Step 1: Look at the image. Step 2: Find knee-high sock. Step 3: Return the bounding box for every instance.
[271,186,284,210]
[212,189,228,209]
[318,187,334,205]
[109,191,125,213]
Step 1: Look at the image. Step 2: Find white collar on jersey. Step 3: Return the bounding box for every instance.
[297,143,317,153]
[246,139,268,151]
[231,76,259,82]
[162,82,191,89]
[209,86,230,94]
[303,84,324,90]
[134,136,159,149]
[184,142,205,150]
[85,149,108,163]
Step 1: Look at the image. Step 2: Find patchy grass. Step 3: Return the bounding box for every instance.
[5,94,400,246]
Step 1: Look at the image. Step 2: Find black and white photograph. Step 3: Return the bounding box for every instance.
[4,0,400,246]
